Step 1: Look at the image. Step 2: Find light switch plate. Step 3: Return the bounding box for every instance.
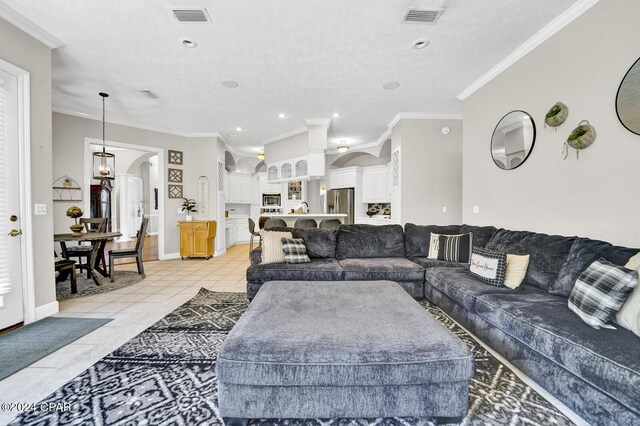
[473,205,479,214]
[34,204,47,215]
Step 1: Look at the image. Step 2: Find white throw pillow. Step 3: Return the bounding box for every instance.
[504,254,530,289]
[615,252,640,336]
[427,233,440,260]
[260,230,293,265]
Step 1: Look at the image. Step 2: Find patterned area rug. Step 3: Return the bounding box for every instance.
[9,289,573,425]
[56,270,144,301]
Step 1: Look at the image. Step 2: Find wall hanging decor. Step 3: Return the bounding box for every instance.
[168,184,183,198]
[52,175,83,202]
[616,56,640,136]
[564,120,596,160]
[168,168,183,183]
[197,176,209,216]
[168,150,183,165]
[544,102,569,129]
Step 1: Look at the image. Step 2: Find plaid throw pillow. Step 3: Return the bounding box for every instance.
[469,247,507,286]
[568,258,638,329]
[281,237,311,264]
[437,233,473,263]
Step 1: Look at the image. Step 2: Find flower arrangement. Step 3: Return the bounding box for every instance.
[66,206,83,224]
[181,198,197,214]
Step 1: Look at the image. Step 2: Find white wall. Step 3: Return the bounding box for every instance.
[0,17,55,309]
[393,118,463,226]
[264,132,308,162]
[462,0,640,247]
[53,113,220,256]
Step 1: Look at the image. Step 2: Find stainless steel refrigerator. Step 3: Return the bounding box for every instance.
[326,188,354,225]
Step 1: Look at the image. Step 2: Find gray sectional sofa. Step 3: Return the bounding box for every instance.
[247,224,640,426]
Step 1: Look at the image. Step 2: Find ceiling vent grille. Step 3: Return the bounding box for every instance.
[402,8,444,24]
[172,8,210,23]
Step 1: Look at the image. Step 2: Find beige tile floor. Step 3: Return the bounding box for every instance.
[0,244,251,425]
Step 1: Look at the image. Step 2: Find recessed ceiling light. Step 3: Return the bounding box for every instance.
[382,82,400,90]
[278,113,286,119]
[179,37,198,48]
[235,127,243,132]
[332,113,340,118]
[412,39,430,49]
[222,80,239,88]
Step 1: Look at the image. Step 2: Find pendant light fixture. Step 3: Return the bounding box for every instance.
[337,140,350,153]
[92,92,115,182]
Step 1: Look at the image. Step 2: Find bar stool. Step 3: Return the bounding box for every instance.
[248,218,261,253]
[264,218,287,229]
[319,218,342,229]
[294,218,318,229]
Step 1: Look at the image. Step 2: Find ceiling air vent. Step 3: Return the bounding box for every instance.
[402,8,444,25]
[172,8,211,23]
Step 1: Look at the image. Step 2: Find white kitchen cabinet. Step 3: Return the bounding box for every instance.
[259,174,282,195]
[236,219,251,243]
[329,167,359,189]
[361,165,390,203]
[228,173,253,204]
[223,172,230,201]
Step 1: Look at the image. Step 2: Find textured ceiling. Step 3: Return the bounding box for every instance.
[3,0,577,153]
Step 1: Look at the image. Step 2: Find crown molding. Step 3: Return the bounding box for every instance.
[387,112,463,129]
[53,107,224,139]
[261,126,308,145]
[0,3,64,49]
[456,0,600,101]
[305,118,332,128]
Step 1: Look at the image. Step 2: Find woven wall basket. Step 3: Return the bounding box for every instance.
[545,102,569,127]
[564,120,596,160]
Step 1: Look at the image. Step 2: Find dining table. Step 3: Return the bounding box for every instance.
[54,231,122,285]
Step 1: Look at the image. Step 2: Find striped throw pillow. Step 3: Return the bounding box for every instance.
[569,258,638,329]
[437,233,473,263]
[281,237,311,264]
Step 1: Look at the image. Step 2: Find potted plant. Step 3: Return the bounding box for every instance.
[66,205,84,236]
[181,198,197,221]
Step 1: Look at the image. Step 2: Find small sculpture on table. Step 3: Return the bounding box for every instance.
[66,206,84,236]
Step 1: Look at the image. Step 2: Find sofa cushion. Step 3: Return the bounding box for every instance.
[410,257,469,271]
[247,258,343,284]
[404,224,462,258]
[339,258,424,282]
[486,229,575,291]
[459,225,498,249]
[425,267,542,311]
[336,224,406,259]
[552,237,639,298]
[475,292,640,413]
[262,227,338,259]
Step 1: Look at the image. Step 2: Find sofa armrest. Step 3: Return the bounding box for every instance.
[250,248,262,265]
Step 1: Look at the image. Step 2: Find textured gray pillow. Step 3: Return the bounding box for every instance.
[281,237,311,264]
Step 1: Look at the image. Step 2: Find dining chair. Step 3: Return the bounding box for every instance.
[319,218,342,229]
[264,218,287,229]
[54,255,77,294]
[248,218,261,253]
[65,217,107,278]
[108,217,149,282]
[294,218,317,229]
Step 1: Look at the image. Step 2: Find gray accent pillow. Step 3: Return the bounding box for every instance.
[469,247,507,286]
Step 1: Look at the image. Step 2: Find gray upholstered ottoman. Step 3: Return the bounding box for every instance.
[216,281,474,424]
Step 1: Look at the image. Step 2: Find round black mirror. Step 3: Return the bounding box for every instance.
[616,57,640,136]
[491,110,536,170]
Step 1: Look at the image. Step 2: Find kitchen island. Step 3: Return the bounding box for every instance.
[264,213,347,227]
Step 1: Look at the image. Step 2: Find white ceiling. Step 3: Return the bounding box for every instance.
[3,0,577,153]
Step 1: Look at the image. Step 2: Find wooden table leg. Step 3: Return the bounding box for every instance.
[92,239,110,278]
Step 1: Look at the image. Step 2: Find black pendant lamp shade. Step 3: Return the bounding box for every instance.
[92,92,115,181]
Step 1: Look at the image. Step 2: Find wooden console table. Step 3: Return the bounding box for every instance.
[178,220,216,259]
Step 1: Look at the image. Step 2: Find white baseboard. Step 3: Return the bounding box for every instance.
[214,248,226,257]
[147,231,158,236]
[161,252,181,260]
[34,301,59,321]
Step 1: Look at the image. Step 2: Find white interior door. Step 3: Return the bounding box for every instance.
[0,69,24,330]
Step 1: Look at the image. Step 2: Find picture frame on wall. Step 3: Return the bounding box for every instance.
[168,184,183,198]
[168,150,183,165]
[168,168,183,183]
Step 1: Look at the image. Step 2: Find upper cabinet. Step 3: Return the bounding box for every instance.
[266,152,325,183]
[361,165,390,203]
[226,173,256,204]
[329,167,360,190]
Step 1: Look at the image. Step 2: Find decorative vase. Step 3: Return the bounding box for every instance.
[185,215,193,222]
[70,224,84,237]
